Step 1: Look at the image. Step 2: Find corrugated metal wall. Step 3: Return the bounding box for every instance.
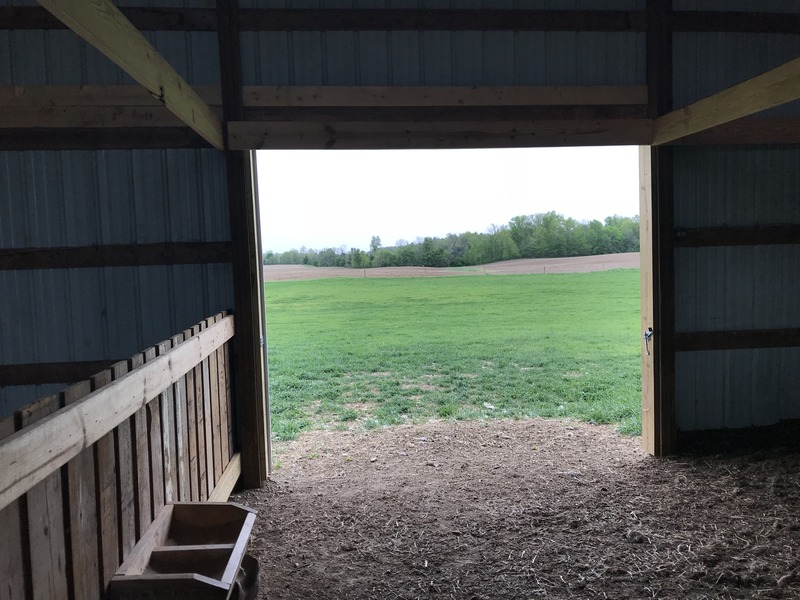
[672,5,800,431]
[0,30,231,416]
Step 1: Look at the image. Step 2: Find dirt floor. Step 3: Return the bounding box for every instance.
[233,418,800,600]
[263,252,640,281]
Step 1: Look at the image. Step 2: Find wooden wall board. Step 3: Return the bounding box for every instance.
[155,340,177,503]
[182,327,200,502]
[89,370,121,588]
[0,415,26,600]
[143,347,165,520]
[128,353,152,536]
[61,380,102,600]
[18,395,69,600]
[111,360,137,561]
[171,333,191,502]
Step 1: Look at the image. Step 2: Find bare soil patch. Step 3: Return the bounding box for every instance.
[264,253,639,281]
[234,418,800,600]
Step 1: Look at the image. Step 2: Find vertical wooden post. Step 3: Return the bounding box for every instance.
[643,0,676,456]
[218,0,270,487]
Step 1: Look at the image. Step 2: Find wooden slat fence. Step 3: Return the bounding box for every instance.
[0,312,238,600]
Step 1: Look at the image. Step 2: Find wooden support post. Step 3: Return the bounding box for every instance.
[218,0,270,487]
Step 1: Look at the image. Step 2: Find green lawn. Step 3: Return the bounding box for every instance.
[265,270,642,441]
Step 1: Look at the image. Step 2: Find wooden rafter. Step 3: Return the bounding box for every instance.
[35,0,223,149]
[653,56,800,145]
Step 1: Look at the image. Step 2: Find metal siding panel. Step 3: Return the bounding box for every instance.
[292,32,325,85]
[674,33,800,112]
[674,0,799,12]
[513,31,546,86]
[325,32,358,85]
[389,31,421,85]
[420,31,453,85]
[359,32,390,85]
[484,32,516,85]
[452,31,483,85]
[674,348,696,431]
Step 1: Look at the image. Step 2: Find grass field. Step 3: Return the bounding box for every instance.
[265,270,642,441]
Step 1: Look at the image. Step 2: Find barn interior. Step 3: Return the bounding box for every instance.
[1,0,799,598]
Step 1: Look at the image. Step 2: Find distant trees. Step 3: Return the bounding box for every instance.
[262,212,639,269]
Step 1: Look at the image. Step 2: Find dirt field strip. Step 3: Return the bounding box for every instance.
[264,252,640,281]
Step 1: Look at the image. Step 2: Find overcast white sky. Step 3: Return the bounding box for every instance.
[256,146,640,253]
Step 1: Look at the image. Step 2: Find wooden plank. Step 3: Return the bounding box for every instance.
[62,380,102,600]
[0,127,206,151]
[653,56,800,145]
[90,369,121,588]
[171,333,191,502]
[182,328,200,502]
[0,84,219,107]
[143,347,165,520]
[235,8,644,32]
[653,146,677,456]
[0,315,235,513]
[223,340,234,456]
[676,117,800,145]
[0,416,26,600]
[227,119,653,150]
[155,340,177,503]
[0,360,118,386]
[111,360,137,562]
[128,353,152,537]
[202,320,221,488]
[192,325,208,501]
[207,317,223,483]
[215,319,231,465]
[18,396,69,600]
[675,329,800,352]
[36,0,223,149]
[0,6,218,31]
[0,105,183,129]
[0,242,232,271]
[675,225,800,247]
[240,85,648,108]
[199,322,216,495]
[639,147,656,456]
[207,453,241,502]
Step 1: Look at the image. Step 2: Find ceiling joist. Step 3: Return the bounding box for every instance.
[35,0,223,149]
[653,56,800,145]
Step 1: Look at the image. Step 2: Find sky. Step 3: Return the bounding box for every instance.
[256,146,640,253]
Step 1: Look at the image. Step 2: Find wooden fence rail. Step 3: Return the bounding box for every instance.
[0,312,238,600]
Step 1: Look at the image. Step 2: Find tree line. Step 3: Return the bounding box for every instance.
[263,212,639,269]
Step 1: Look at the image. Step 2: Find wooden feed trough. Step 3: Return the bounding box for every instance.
[107,502,257,599]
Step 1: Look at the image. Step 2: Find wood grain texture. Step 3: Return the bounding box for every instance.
[128,353,152,537]
[182,328,200,502]
[227,119,653,150]
[89,369,121,588]
[155,340,177,503]
[639,147,656,456]
[207,453,241,502]
[36,0,223,148]
[18,396,69,600]
[653,56,800,145]
[62,380,102,600]
[143,347,165,521]
[111,360,137,561]
[0,242,232,270]
[171,333,191,502]
[0,316,234,512]
[240,85,648,107]
[0,416,25,600]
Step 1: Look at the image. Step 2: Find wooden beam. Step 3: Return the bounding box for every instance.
[4,7,799,34]
[675,117,800,146]
[35,0,223,149]
[0,316,234,513]
[227,119,653,150]
[675,329,800,352]
[653,57,800,145]
[0,127,207,150]
[218,0,270,487]
[0,242,232,270]
[207,453,241,501]
[0,361,120,386]
[674,225,800,247]
[241,85,648,108]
